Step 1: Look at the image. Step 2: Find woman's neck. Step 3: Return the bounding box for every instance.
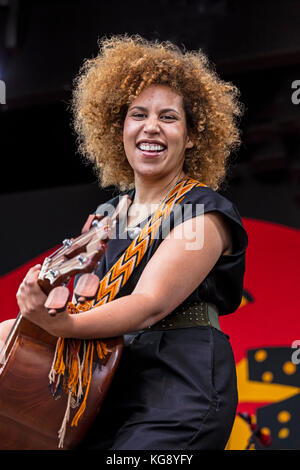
[132,170,185,206]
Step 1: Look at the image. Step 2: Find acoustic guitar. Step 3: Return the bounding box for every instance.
[0,196,131,449]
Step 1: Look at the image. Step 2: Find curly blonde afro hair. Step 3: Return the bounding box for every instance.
[71,34,243,190]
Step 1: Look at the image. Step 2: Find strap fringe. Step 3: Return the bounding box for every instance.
[49,310,108,448]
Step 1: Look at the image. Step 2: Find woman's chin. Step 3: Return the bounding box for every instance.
[132,165,166,180]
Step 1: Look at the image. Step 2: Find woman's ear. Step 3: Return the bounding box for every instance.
[185,134,194,149]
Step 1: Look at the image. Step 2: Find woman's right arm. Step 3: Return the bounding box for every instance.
[0,319,16,364]
[0,319,16,342]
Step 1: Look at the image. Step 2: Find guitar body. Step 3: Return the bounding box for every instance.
[0,315,123,449]
[0,198,131,449]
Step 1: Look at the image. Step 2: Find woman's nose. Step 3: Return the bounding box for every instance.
[144,115,160,133]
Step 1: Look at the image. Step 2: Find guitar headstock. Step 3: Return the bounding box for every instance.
[38,195,131,315]
[38,216,111,291]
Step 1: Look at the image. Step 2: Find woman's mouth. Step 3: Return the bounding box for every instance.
[137,141,167,157]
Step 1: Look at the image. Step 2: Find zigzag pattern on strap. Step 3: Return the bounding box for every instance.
[92,178,206,308]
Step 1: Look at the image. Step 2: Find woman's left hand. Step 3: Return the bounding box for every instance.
[16,264,70,337]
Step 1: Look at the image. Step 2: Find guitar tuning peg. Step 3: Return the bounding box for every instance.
[74,273,100,303]
[62,238,73,248]
[81,214,103,234]
[44,286,70,317]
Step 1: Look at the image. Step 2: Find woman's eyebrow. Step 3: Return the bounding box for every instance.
[129,105,180,115]
[160,108,180,115]
[128,106,147,112]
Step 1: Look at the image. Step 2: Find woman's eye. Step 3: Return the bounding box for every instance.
[132,113,146,119]
[161,115,177,121]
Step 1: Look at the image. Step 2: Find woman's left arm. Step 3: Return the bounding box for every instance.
[17,211,231,338]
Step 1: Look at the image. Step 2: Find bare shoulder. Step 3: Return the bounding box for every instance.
[170,211,232,255]
[204,211,233,256]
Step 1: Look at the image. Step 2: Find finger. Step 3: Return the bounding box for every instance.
[26,264,42,277]
[24,267,41,286]
[16,285,26,313]
[32,264,42,270]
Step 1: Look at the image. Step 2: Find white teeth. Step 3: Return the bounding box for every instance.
[138,143,165,151]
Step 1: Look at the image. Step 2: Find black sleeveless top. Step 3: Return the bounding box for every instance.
[91,185,248,316]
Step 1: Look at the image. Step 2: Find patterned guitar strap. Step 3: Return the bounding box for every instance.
[49,177,206,447]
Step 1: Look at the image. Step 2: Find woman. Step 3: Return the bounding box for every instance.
[0,35,248,449]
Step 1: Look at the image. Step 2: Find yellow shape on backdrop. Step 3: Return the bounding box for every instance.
[225,358,300,450]
[236,358,300,402]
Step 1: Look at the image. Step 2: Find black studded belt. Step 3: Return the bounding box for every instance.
[144,301,221,332]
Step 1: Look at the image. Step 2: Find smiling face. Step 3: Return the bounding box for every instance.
[123,84,194,182]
